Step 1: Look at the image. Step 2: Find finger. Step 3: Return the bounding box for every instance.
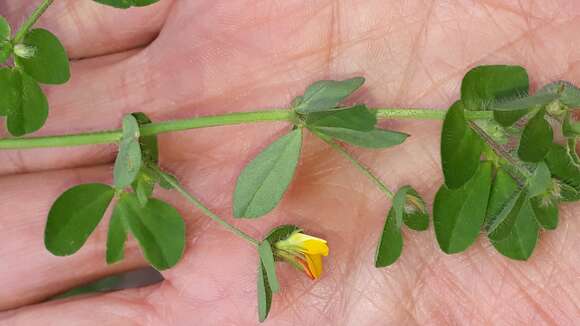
[0,0,173,59]
[0,285,159,325]
[0,165,148,310]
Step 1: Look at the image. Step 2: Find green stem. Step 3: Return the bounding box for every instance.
[312,129,394,199]
[0,108,491,150]
[152,166,260,247]
[14,0,55,43]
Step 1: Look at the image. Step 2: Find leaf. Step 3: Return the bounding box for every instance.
[563,111,580,137]
[484,168,519,228]
[133,169,156,206]
[527,162,552,197]
[374,208,403,267]
[537,80,580,108]
[294,77,365,113]
[0,68,19,116]
[0,16,9,39]
[490,200,539,261]
[257,261,273,322]
[3,70,49,136]
[390,186,429,231]
[316,128,408,149]
[258,241,280,293]
[560,183,580,202]
[93,0,161,8]
[518,109,553,162]
[106,204,128,264]
[131,112,158,164]
[14,29,70,85]
[0,16,10,63]
[530,196,558,230]
[264,224,301,249]
[440,101,484,189]
[492,93,559,111]
[493,110,530,127]
[545,144,580,193]
[117,194,185,270]
[488,189,528,241]
[114,115,143,189]
[306,104,376,131]
[45,184,115,256]
[433,162,492,254]
[234,129,302,218]
[461,65,529,111]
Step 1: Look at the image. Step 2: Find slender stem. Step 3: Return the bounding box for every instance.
[0,108,492,150]
[14,0,55,43]
[312,129,394,199]
[152,166,260,247]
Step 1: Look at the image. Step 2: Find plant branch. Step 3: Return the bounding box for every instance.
[152,166,260,247]
[14,0,55,43]
[312,129,394,199]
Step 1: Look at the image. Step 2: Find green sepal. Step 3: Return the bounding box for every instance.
[114,115,143,189]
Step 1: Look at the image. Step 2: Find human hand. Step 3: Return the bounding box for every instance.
[1,1,578,324]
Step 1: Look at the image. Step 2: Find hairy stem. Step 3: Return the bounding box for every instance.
[14,0,55,43]
[0,108,494,150]
[152,166,260,247]
[312,129,394,199]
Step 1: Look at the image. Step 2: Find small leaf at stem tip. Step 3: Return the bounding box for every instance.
[305,104,376,132]
[461,65,529,111]
[530,196,559,230]
[258,241,280,293]
[116,194,185,270]
[490,200,539,261]
[3,69,49,136]
[527,162,552,198]
[315,127,408,149]
[233,129,302,218]
[441,101,484,189]
[390,186,429,231]
[92,0,161,9]
[374,208,403,268]
[518,109,553,162]
[106,203,128,264]
[257,261,273,322]
[14,29,70,85]
[544,144,580,196]
[563,111,580,137]
[114,115,143,189]
[294,77,365,113]
[45,184,115,256]
[433,162,493,254]
[538,80,580,108]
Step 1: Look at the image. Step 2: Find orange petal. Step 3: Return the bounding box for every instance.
[304,254,323,279]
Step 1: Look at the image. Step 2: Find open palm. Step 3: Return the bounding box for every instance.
[1,1,579,325]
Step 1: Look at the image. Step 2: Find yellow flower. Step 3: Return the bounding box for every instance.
[274,230,329,279]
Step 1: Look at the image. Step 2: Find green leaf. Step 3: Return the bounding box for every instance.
[374,208,403,267]
[563,111,580,137]
[133,168,156,206]
[45,184,115,256]
[234,129,302,218]
[116,194,185,270]
[461,65,529,111]
[294,77,365,113]
[131,112,158,164]
[0,42,10,64]
[527,162,552,197]
[0,16,9,39]
[3,70,49,136]
[440,101,484,189]
[490,200,539,261]
[530,196,558,230]
[560,183,580,202]
[14,29,70,85]
[518,109,553,162]
[264,224,300,250]
[390,186,429,231]
[433,162,493,254]
[488,189,528,241]
[484,168,519,228]
[545,144,580,193]
[493,110,530,127]
[316,127,408,149]
[258,241,280,293]
[306,104,376,131]
[492,93,559,111]
[0,16,10,63]
[257,261,273,322]
[114,115,143,189]
[538,80,580,108]
[93,0,161,8]
[106,204,128,264]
